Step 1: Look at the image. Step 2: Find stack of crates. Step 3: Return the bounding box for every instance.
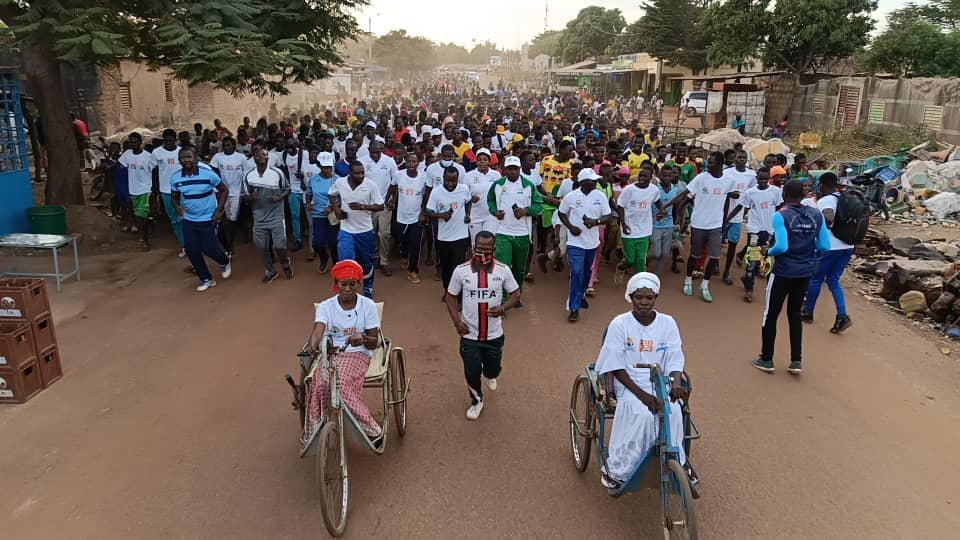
[0,278,62,404]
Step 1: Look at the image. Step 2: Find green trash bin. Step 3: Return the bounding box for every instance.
[26,205,66,235]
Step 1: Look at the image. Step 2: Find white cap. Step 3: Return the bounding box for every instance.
[476,148,491,158]
[421,125,432,135]
[431,128,442,136]
[577,168,601,182]
[504,156,521,168]
[318,152,334,167]
[365,120,377,129]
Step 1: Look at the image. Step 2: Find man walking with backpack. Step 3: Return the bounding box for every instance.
[803,172,857,334]
[752,179,831,375]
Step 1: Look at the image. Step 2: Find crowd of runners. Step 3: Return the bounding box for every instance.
[96,75,856,424]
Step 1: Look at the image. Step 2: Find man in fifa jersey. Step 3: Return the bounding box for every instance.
[445,231,521,420]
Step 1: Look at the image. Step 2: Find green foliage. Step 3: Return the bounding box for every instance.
[701,0,876,73]
[617,0,709,73]
[467,41,500,64]
[0,0,368,96]
[373,30,437,76]
[858,6,960,77]
[435,42,472,65]
[556,6,625,64]
[528,30,564,59]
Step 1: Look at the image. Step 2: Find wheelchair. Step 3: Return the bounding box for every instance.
[284,302,410,537]
[568,362,701,539]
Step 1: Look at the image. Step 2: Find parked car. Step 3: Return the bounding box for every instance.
[681,91,708,115]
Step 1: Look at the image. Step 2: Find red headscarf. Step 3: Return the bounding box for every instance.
[330,260,363,292]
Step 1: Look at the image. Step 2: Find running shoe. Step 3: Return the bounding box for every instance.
[196,279,217,292]
[788,361,803,374]
[220,262,231,279]
[700,288,713,303]
[178,248,186,259]
[830,315,853,334]
[400,258,409,270]
[751,357,775,373]
[283,265,294,279]
[262,271,279,284]
[801,311,814,324]
[580,297,590,309]
[568,310,580,322]
[682,282,693,296]
[466,401,484,420]
[585,287,595,297]
[486,378,498,391]
[408,271,422,284]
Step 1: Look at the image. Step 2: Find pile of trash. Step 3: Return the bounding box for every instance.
[853,230,960,336]
[900,142,960,219]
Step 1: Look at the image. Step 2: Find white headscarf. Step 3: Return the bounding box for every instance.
[624,272,661,302]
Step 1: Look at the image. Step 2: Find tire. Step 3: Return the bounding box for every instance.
[664,459,698,540]
[389,348,408,437]
[685,106,697,117]
[317,421,348,537]
[89,175,106,201]
[569,375,595,472]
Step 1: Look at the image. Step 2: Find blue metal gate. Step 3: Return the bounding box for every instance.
[0,71,33,234]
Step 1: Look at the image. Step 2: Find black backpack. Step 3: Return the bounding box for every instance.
[831,190,869,245]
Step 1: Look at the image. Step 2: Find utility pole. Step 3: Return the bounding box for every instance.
[367,17,372,62]
[544,0,548,32]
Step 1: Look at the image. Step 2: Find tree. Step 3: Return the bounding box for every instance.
[528,30,564,59]
[435,42,472,65]
[557,6,626,64]
[373,30,436,76]
[0,0,366,205]
[858,8,960,76]
[468,41,500,64]
[614,0,709,74]
[701,0,876,73]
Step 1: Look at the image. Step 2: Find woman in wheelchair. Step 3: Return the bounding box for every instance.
[595,272,690,489]
[307,260,383,440]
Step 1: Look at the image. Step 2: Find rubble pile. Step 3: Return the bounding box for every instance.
[852,228,960,336]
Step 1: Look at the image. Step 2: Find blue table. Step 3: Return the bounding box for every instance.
[0,233,80,292]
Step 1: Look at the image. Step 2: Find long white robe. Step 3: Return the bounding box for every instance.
[595,311,687,482]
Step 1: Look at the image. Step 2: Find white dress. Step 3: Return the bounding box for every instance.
[594,311,687,481]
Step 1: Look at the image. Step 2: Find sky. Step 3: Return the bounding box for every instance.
[354,0,903,50]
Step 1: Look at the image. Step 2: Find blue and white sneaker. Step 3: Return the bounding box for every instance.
[682,282,693,296]
[220,262,231,279]
[196,279,217,292]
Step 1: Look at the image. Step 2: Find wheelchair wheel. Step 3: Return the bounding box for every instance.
[388,348,408,437]
[317,421,348,537]
[663,459,698,540]
[569,375,595,472]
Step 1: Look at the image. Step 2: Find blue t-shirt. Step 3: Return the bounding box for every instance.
[334,160,350,178]
[307,174,336,217]
[653,184,682,229]
[170,167,222,222]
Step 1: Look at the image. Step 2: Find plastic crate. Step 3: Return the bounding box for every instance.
[37,345,62,388]
[0,278,50,322]
[0,361,43,404]
[0,321,37,370]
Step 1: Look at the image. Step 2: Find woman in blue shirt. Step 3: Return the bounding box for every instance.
[306,150,340,273]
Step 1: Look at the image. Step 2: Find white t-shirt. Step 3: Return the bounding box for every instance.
[686,171,736,230]
[551,179,575,227]
[361,155,397,201]
[594,312,685,395]
[490,177,535,237]
[328,177,384,234]
[283,150,309,193]
[332,138,347,161]
[119,149,155,196]
[314,295,380,357]
[559,188,612,250]
[392,170,427,225]
[209,151,247,196]
[150,146,180,194]
[741,185,782,234]
[523,168,543,186]
[462,168,500,223]
[723,168,757,224]
[818,194,854,251]
[425,161,466,190]
[301,161,322,186]
[426,184,471,241]
[446,261,520,341]
[617,183,661,239]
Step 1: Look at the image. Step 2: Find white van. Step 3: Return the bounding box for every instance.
[681,91,708,115]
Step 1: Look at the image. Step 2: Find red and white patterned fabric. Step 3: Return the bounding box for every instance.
[304,351,382,440]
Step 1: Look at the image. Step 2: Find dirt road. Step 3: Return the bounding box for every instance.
[2,243,959,539]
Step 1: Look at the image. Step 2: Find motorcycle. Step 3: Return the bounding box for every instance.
[840,165,902,221]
